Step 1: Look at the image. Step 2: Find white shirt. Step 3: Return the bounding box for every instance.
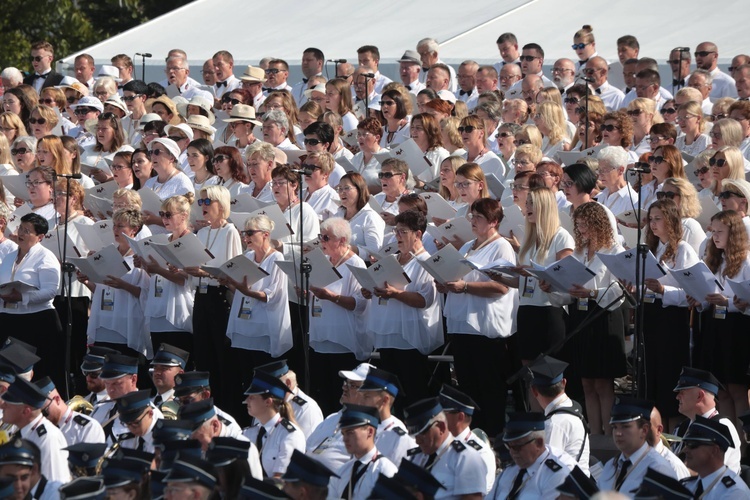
[410,433,488,498]
[675,133,711,157]
[58,407,106,446]
[654,440,690,479]
[597,182,639,217]
[242,413,306,477]
[214,75,241,98]
[488,445,569,500]
[596,442,676,494]
[709,68,738,99]
[341,204,386,261]
[464,150,506,180]
[374,415,415,466]
[683,465,750,499]
[303,185,339,222]
[329,446,398,499]
[518,228,575,307]
[0,244,60,314]
[20,414,71,483]
[305,410,348,472]
[193,223,242,288]
[543,394,590,474]
[288,386,323,439]
[593,81,625,111]
[455,427,496,494]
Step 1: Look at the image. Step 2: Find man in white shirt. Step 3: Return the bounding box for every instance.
[552,58,576,95]
[113,389,161,453]
[518,43,554,87]
[111,54,134,88]
[667,48,691,94]
[292,48,324,106]
[695,42,737,99]
[0,438,63,500]
[263,59,293,96]
[456,61,479,110]
[596,146,638,215]
[688,69,716,115]
[620,58,674,109]
[164,55,200,97]
[397,50,424,95]
[33,377,105,446]
[647,407,691,480]
[352,67,378,121]
[425,64,452,93]
[239,65,267,111]
[477,65,501,94]
[493,32,521,78]
[498,63,522,94]
[73,53,96,91]
[212,50,241,103]
[149,343,187,410]
[622,58,638,95]
[616,35,640,65]
[584,56,625,111]
[416,38,457,93]
[357,45,392,95]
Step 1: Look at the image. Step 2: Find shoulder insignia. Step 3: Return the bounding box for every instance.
[291,396,307,406]
[73,415,90,426]
[217,415,231,426]
[545,459,562,472]
[407,446,420,457]
[722,476,736,488]
[393,427,406,436]
[451,440,466,452]
[466,439,482,451]
[36,425,47,437]
[117,432,134,441]
[280,418,296,432]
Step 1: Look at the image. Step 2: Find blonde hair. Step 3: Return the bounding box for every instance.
[201,185,231,218]
[519,124,543,149]
[519,187,560,263]
[246,214,274,233]
[438,156,464,200]
[304,151,334,175]
[678,101,707,133]
[713,118,744,147]
[0,135,10,164]
[113,188,142,209]
[629,98,663,125]
[536,102,567,145]
[574,25,595,44]
[162,193,195,214]
[31,105,59,130]
[537,87,563,108]
[514,144,543,166]
[710,146,745,196]
[663,177,701,218]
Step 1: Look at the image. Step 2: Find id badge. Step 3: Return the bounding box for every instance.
[311,298,322,318]
[198,279,208,295]
[101,288,115,311]
[714,305,727,320]
[238,297,253,320]
[154,276,164,298]
[643,291,656,304]
[577,298,589,311]
[522,277,536,298]
[4,302,18,310]
[378,297,389,306]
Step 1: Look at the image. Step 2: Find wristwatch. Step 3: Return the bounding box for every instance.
[589,289,597,299]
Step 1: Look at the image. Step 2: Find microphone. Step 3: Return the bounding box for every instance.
[135,53,153,58]
[289,167,315,176]
[362,73,376,78]
[578,76,594,82]
[630,165,651,174]
[673,47,690,52]
[52,172,83,179]
[327,59,346,64]
[617,281,638,308]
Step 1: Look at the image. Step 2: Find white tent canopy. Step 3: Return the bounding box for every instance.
[60,0,750,85]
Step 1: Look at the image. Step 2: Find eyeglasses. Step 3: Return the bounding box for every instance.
[242,229,264,237]
[453,180,475,189]
[504,437,536,452]
[11,148,31,155]
[571,42,590,50]
[28,55,45,62]
[649,136,667,143]
[197,198,213,206]
[457,126,477,133]
[648,156,665,164]
[495,132,513,140]
[560,180,575,188]
[121,409,149,427]
[510,182,530,191]
[381,100,396,107]
[40,98,55,105]
[265,68,282,74]
[378,171,403,179]
[661,107,677,114]
[158,211,175,219]
[165,66,187,72]
[122,94,141,102]
[563,97,580,104]
[552,67,573,74]
[271,180,289,187]
[318,233,332,242]
[656,191,678,200]
[709,132,722,139]
[583,68,600,76]
[519,55,539,62]
[719,190,745,199]
[694,167,709,176]
[626,109,643,117]
[710,113,726,121]
[111,163,130,171]
[709,157,727,167]
[168,135,187,142]
[392,228,414,236]
[74,108,96,116]
[304,138,323,146]
[601,124,621,132]
[694,51,716,58]
[513,139,529,146]
[25,180,49,188]
[214,154,229,163]
[150,149,169,157]
[335,185,353,193]
[83,370,101,379]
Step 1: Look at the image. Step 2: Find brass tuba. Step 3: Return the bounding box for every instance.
[159,400,179,420]
[67,395,95,415]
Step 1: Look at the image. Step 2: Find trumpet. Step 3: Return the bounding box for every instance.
[96,441,121,475]
[67,395,95,415]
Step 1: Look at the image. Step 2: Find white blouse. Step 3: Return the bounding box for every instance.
[0,243,60,314]
[340,204,386,260]
[194,223,242,288]
[657,240,700,307]
[143,239,195,332]
[518,227,575,307]
[352,152,382,195]
[303,185,340,222]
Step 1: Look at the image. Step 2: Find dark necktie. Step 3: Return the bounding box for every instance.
[88,393,97,404]
[595,88,602,95]
[579,59,589,65]
[302,78,309,84]
[216,81,227,88]
[33,73,48,80]
[625,87,632,94]
[614,459,632,490]
[694,479,703,497]
[424,452,438,470]
[508,468,527,499]
[422,67,430,73]
[255,426,267,453]
[405,85,411,90]
[137,437,145,451]
[153,394,162,406]
[344,461,363,500]
[673,79,685,87]
[459,89,469,96]
[263,87,273,92]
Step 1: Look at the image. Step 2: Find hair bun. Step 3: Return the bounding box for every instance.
[582,24,593,32]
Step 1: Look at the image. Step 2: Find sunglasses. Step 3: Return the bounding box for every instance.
[121,409,149,427]
[694,51,715,57]
[519,55,538,62]
[197,198,213,206]
[378,171,402,179]
[504,437,536,452]
[694,167,709,176]
[495,132,512,139]
[66,97,79,104]
[457,126,477,133]
[168,135,187,142]
[709,157,727,167]
[29,117,47,125]
[634,162,650,170]
[74,108,96,115]
[666,59,683,65]
[150,149,167,157]
[710,113,726,121]
[563,97,580,104]
[656,191,678,200]
[40,98,55,106]
[242,229,264,237]
[571,43,589,50]
[300,163,320,175]
[28,55,45,62]
[318,233,332,242]
[648,156,665,164]
[122,94,141,102]
[10,148,30,155]
[214,154,229,163]
[222,98,241,105]
[83,370,101,379]
[265,68,281,74]
[626,109,643,117]
[304,138,323,146]
[381,100,396,106]
[158,211,175,219]
[601,124,620,132]
[662,107,677,114]
[719,190,745,199]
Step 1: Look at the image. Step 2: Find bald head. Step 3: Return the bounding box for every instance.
[695,42,719,71]
[498,63,522,92]
[552,58,575,88]
[585,56,609,87]
[521,74,543,105]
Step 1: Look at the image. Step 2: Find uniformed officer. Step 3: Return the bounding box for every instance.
[161,452,218,499]
[58,477,107,499]
[173,371,242,436]
[0,377,71,483]
[207,436,265,497]
[555,465,599,499]
[438,384,496,494]
[0,438,63,500]
[65,442,107,478]
[239,474,289,498]
[280,449,338,499]
[150,343,189,414]
[487,412,570,499]
[680,416,750,499]
[380,458,446,499]
[671,366,742,473]
[358,368,416,466]
[404,397,487,498]
[242,370,306,478]
[89,354,140,444]
[0,337,41,380]
[113,389,162,453]
[151,418,195,469]
[0,365,18,440]
[100,453,148,498]
[633,467,694,499]
[255,360,324,439]
[34,376,106,446]
[596,397,675,494]
[79,346,120,406]
[528,355,590,474]
[328,404,398,499]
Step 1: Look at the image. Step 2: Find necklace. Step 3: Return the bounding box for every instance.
[154,169,178,193]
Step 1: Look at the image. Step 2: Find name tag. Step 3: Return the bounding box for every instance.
[101,288,115,311]
[714,305,727,320]
[311,298,322,318]
[378,297,389,306]
[238,297,253,320]
[4,302,18,309]
[522,277,536,298]
[643,291,656,304]
[577,298,589,311]
[198,279,208,295]
[154,276,164,298]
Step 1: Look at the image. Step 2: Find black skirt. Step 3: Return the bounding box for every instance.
[567,300,627,379]
[516,305,566,360]
[695,309,750,386]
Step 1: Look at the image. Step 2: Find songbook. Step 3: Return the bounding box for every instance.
[283,149,307,166]
[274,247,343,289]
[726,278,750,303]
[425,217,474,244]
[413,245,471,284]
[150,232,215,269]
[597,248,667,285]
[70,244,131,284]
[6,204,33,234]
[40,228,81,260]
[138,187,164,214]
[462,256,520,279]
[668,261,723,301]
[696,196,720,230]
[557,145,603,166]
[347,254,411,290]
[229,193,274,214]
[230,204,293,241]
[373,139,433,180]
[371,240,400,260]
[85,181,119,200]
[75,220,116,252]
[485,173,505,201]
[80,157,113,178]
[125,234,170,268]
[335,155,357,173]
[367,195,382,214]
[526,255,597,293]
[83,194,114,220]
[419,192,457,221]
[201,254,269,287]
[618,223,644,250]
[497,204,525,241]
[341,130,359,148]
[616,209,643,226]
[0,174,29,200]
[0,280,38,294]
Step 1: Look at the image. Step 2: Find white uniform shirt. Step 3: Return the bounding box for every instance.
[654,440,690,479]
[455,427,496,494]
[329,446,398,499]
[288,387,324,439]
[488,445,570,499]
[596,442,675,495]
[409,433,488,498]
[242,413,306,477]
[20,414,71,483]
[543,394,590,475]
[375,415,416,467]
[682,465,750,499]
[58,407,106,446]
[305,410,349,472]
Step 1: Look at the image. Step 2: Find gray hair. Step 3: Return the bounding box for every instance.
[417,38,439,53]
[0,67,23,86]
[691,68,713,85]
[320,217,352,243]
[597,146,628,170]
[12,136,37,154]
[475,101,502,122]
[263,109,289,133]
[93,76,118,95]
[245,141,276,162]
[246,214,274,233]
[166,55,189,70]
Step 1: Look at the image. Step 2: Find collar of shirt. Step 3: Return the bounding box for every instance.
[434,432,454,456]
[21,413,45,436]
[614,183,633,199]
[544,393,571,415]
[700,408,719,419]
[263,413,282,434]
[699,465,727,486]
[526,446,552,477]
[61,407,74,426]
[455,427,472,442]
[158,389,175,402]
[355,445,378,463]
[286,386,300,403]
[378,415,397,433]
[622,441,650,462]
[96,389,109,401]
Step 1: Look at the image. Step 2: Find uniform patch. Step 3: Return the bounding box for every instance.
[722,476,736,488]
[407,447,420,457]
[218,415,231,426]
[466,439,482,451]
[73,415,90,426]
[393,427,406,436]
[280,418,296,432]
[451,440,465,452]
[36,425,47,437]
[545,459,562,472]
[292,396,307,406]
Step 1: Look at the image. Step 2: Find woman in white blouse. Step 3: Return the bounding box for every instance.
[0,213,63,389]
[307,217,371,413]
[361,210,442,407]
[374,158,411,227]
[674,102,711,157]
[627,98,661,158]
[0,204,18,264]
[23,166,57,227]
[138,194,196,358]
[80,209,151,359]
[183,185,241,409]
[659,177,706,254]
[187,139,219,194]
[351,118,384,195]
[437,198,517,437]
[110,151,135,190]
[410,113,449,186]
[301,152,339,222]
[533,101,571,161]
[224,214,292,369]
[641,199,698,426]
[459,115,505,180]
[213,146,249,199]
[379,89,410,149]
[142,138,194,234]
[244,142,275,203]
[335,173,385,261]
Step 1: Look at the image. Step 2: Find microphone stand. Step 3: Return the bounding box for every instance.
[633,173,647,398]
[363,74,373,120]
[295,171,312,393]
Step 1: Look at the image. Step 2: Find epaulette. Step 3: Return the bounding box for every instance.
[217,415,231,427]
[451,440,465,452]
[73,415,90,427]
[722,476,736,488]
[36,425,47,437]
[466,439,482,451]
[117,432,134,441]
[544,459,562,472]
[407,446,420,457]
[392,427,406,436]
[291,396,307,407]
[280,418,296,432]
